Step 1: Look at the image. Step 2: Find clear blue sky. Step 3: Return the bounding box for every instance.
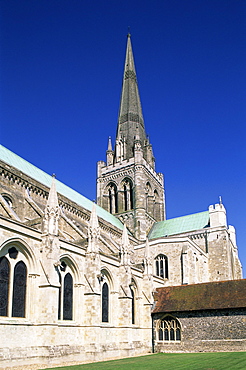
[1,0,245,276]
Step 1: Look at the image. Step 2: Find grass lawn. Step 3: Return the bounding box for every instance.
[44,352,246,370]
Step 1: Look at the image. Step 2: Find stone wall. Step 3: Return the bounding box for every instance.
[153,308,246,353]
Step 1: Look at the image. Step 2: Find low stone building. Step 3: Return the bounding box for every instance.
[0,35,243,368]
[152,279,246,353]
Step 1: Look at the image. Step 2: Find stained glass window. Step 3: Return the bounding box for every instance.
[0,257,9,316]
[12,261,27,317]
[102,282,109,322]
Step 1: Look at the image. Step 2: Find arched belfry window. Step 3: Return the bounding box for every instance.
[153,189,160,220]
[58,261,73,321]
[123,179,133,211]
[102,282,109,322]
[0,247,27,318]
[107,183,118,214]
[157,316,181,341]
[155,254,168,279]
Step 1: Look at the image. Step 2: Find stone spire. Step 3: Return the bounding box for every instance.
[115,34,147,162]
[44,174,60,235]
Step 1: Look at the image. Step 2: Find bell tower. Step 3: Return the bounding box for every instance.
[97,34,165,240]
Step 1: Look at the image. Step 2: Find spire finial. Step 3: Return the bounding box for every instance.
[127,26,131,37]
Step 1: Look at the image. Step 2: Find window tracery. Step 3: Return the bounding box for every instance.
[0,248,27,318]
[155,254,168,279]
[157,316,181,341]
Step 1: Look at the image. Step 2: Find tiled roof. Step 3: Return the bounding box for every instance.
[0,145,124,231]
[152,279,246,313]
[148,211,209,239]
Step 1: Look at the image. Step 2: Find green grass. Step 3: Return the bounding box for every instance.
[44,352,246,370]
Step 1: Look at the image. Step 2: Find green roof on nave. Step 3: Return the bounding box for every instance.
[148,211,210,239]
[0,144,124,230]
[0,144,210,239]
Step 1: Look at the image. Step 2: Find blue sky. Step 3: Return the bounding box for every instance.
[1,0,245,276]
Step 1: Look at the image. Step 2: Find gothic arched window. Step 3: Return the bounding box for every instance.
[108,183,118,214]
[2,195,13,208]
[12,261,27,317]
[157,316,181,341]
[130,286,135,324]
[155,254,168,279]
[0,248,27,318]
[102,282,109,322]
[58,262,73,321]
[123,179,133,211]
[0,257,10,316]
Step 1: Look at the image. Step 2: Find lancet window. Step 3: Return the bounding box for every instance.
[107,183,118,214]
[58,261,73,321]
[123,179,133,211]
[102,281,109,322]
[130,285,135,324]
[155,254,168,279]
[157,316,181,341]
[0,247,27,318]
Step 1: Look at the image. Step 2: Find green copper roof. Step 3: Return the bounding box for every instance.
[148,211,209,239]
[0,145,124,231]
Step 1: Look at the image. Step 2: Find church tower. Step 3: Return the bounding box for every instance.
[97,34,165,240]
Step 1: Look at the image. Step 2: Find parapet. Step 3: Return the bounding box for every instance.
[208,203,227,228]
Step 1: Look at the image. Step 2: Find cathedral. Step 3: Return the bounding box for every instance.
[0,35,244,368]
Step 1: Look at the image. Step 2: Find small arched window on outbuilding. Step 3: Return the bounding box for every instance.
[58,261,73,321]
[0,247,27,318]
[155,254,168,279]
[157,315,181,341]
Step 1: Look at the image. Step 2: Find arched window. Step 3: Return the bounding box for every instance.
[107,183,118,214]
[2,195,13,208]
[155,254,168,279]
[153,190,160,220]
[123,179,133,211]
[58,262,73,321]
[0,247,27,318]
[0,257,10,316]
[12,261,27,317]
[157,316,181,341]
[130,286,135,324]
[102,282,109,322]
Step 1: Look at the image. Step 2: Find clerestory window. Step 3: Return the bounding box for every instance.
[157,316,181,341]
[155,254,168,279]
